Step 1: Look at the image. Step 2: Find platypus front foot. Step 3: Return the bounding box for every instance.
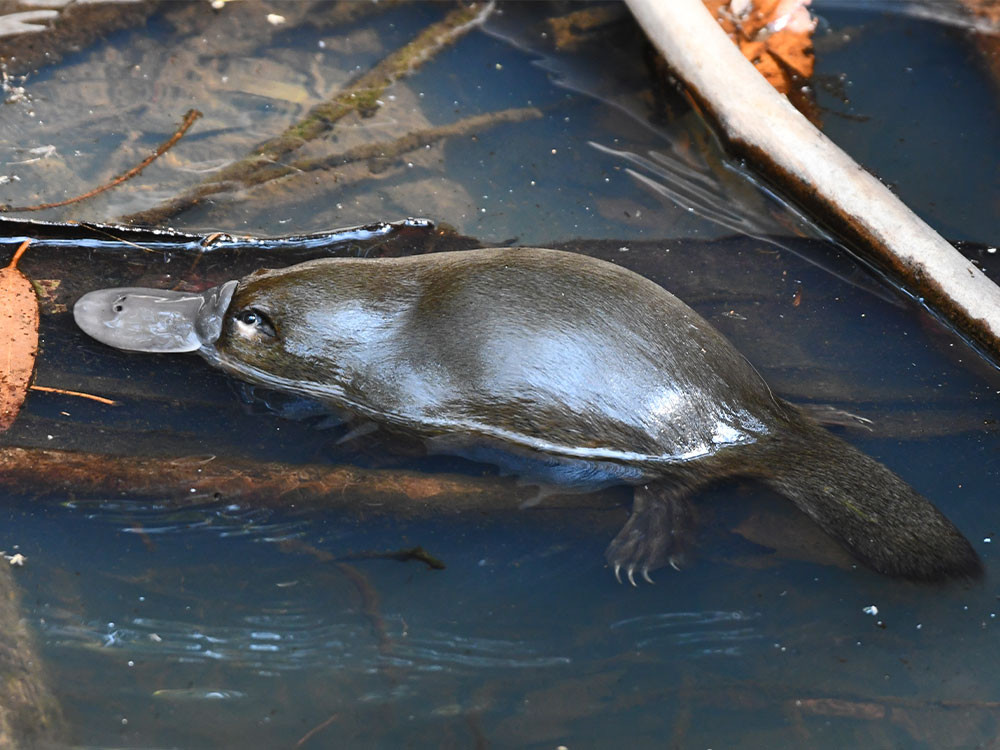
[605,483,695,586]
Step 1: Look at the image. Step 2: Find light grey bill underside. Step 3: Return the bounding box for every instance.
[73,280,237,353]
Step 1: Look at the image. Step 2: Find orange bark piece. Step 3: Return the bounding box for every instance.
[0,241,38,430]
[703,0,816,95]
[959,0,1000,24]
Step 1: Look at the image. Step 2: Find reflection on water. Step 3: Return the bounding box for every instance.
[43,604,574,673]
[1,1,999,747]
[64,496,309,540]
[610,610,763,655]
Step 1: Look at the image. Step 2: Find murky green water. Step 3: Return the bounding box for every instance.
[1,2,999,747]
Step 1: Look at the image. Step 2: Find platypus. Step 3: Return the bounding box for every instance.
[74,247,982,584]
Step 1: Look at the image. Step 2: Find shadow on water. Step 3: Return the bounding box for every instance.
[0,1,999,747]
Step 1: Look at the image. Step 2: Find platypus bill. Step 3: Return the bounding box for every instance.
[74,247,983,584]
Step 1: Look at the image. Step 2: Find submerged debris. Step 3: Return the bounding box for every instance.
[703,0,816,95]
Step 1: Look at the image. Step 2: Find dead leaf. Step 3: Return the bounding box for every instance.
[0,240,38,430]
[703,0,817,95]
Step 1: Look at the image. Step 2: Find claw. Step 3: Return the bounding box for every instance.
[642,567,654,584]
[627,566,637,587]
[614,563,622,584]
[669,559,681,572]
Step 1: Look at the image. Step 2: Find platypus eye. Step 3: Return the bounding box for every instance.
[234,308,276,338]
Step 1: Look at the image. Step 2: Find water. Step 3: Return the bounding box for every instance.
[1,1,999,747]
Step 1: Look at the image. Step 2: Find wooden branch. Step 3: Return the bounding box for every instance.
[0,446,613,517]
[625,0,1000,365]
[121,2,495,227]
[281,106,542,182]
[187,106,542,207]
[229,106,542,206]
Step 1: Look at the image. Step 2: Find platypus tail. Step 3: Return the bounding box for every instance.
[761,412,982,582]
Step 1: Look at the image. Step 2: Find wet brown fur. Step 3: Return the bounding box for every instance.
[204,248,981,583]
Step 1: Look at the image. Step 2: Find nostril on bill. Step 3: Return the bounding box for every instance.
[74,287,209,353]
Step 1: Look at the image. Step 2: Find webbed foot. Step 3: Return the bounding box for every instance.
[605,483,695,586]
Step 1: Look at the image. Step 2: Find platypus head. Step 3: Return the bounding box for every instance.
[73,261,377,400]
[198,262,398,396]
[72,273,289,366]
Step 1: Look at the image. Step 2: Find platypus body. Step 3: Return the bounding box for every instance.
[74,247,982,583]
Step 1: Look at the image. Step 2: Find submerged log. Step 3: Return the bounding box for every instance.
[0,561,65,748]
[0,446,614,517]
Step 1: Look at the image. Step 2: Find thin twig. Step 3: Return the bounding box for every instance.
[336,562,391,653]
[28,386,117,406]
[2,109,202,213]
[295,712,340,748]
[73,224,158,254]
